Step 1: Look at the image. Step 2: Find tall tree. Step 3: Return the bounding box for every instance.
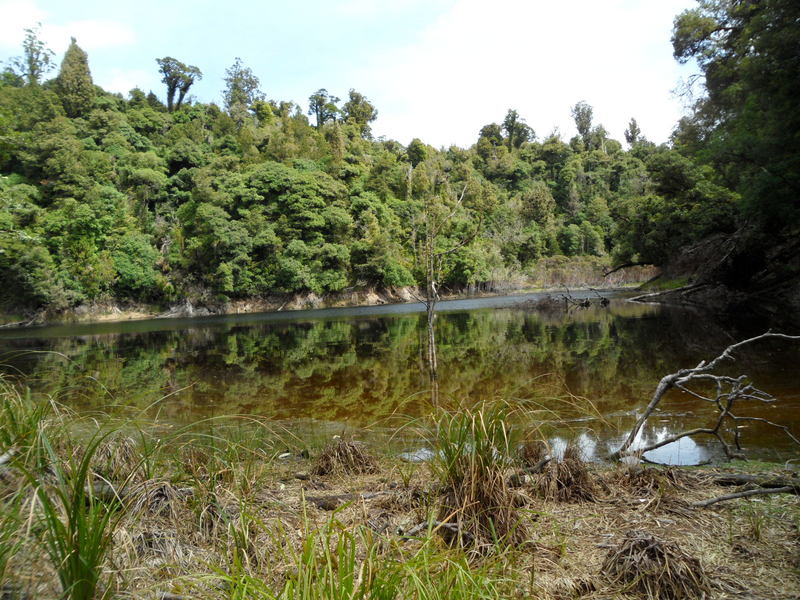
[672,0,800,224]
[6,25,55,86]
[342,89,378,137]
[571,101,593,145]
[624,118,641,146]
[156,57,202,112]
[502,109,533,151]
[55,38,94,118]
[307,88,339,128]
[223,57,263,113]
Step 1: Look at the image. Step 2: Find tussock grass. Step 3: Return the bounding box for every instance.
[29,431,126,600]
[312,439,379,476]
[432,404,525,548]
[602,530,711,600]
[516,438,549,469]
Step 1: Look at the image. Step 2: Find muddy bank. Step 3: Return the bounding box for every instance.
[0,259,657,328]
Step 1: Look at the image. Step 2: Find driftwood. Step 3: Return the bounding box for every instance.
[508,456,552,487]
[610,332,800,461]
[712,473,799,489]
[400,520,474,544]
[693,486,796,508]
[692,472,800,507]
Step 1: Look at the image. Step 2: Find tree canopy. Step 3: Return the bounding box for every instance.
[0,3,796,314]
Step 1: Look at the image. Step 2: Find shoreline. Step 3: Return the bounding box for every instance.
[0,282,649,331]
[0,258,658,329]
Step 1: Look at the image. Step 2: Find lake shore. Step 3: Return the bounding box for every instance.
[2,396,797,599]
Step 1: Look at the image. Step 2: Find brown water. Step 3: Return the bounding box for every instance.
[1,292,798,464]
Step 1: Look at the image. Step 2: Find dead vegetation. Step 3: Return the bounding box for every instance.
[538,444,596,503]
[602,530,711,599]
[311,438,379,476]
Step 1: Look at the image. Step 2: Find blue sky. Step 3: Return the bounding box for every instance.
[0,0,699,148]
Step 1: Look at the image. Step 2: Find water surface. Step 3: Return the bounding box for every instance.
[1,291,798,464]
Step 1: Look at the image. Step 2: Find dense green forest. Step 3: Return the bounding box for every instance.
[0,0,796,314]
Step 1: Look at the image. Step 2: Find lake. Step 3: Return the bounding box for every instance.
[1,291,798,465]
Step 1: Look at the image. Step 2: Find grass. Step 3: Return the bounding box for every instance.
[0,382,798,599]
[602,530,711,599]
[312,439,379,476]
[430,404,525,549]
[27,430,127,600]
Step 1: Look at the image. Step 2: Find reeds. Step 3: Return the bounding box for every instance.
[30,431,126,600]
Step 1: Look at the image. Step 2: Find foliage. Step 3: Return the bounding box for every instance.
[27,431,125,600]
[0,13,779,314]
[672,0,800,227]
[55,38,95,118]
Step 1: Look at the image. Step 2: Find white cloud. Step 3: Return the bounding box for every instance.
[41,20,136,54]
[0,0,47,48]
[99,68,156,96]
[350,0,698,147]
[0,0,135,56]
[334,0,449,17]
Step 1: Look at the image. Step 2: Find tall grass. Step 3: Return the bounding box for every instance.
[430,403,524,548]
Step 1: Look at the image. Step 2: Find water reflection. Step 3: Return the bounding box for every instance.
[1,294,798,463]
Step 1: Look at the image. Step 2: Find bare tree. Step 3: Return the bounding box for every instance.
[408,163,484,403]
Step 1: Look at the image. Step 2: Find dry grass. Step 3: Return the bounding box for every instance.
[312,438,379,476]
[602,530,711,600]
[517,438,549,468]
[537,443,596,503]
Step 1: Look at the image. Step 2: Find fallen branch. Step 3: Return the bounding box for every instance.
[712,473,800,489]
[508,456,552,487]
[610,332,800,461]
[400,520,474,543]
[303,491,388,510]
[693,486,796,507]
[603,261,652,277]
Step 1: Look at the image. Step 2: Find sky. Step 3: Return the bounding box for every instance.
[0,0,700,148]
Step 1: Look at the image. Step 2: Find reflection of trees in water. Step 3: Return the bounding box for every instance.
[3,302,798,434]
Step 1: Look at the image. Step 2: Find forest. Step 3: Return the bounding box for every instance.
[0,0,797,315]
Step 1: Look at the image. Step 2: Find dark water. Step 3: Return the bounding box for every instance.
[1,292,798,464]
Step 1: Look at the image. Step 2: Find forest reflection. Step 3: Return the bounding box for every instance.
[2,298,798,462]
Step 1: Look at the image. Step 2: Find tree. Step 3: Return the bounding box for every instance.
[342,89,378,137]
[406,138,427,167]
[6,25,55,86]
[223,57,263,114]
[156,57,202,112]
[502,109,533,151]
[55,38,95,118]
[672,0,800,224]
[571,101,593,145]
[478,123,503,146]
[624,117,641,147]
[307,88,340,128]
[410,160,487,399]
